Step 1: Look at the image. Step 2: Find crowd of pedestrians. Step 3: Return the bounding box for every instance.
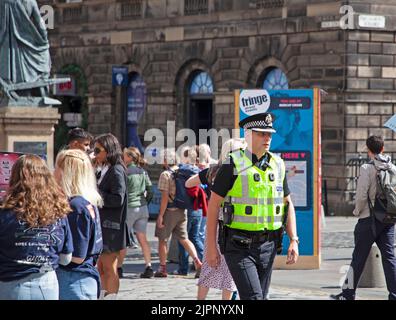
[1,123,393,301]
[0,127,241,300]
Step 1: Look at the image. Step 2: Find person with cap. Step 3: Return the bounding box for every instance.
[205,112,299,300]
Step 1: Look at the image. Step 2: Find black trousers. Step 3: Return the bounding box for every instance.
[342,217,396,300]
[223,230,277,300]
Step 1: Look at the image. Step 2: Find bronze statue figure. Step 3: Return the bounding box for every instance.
[0,0,68,107]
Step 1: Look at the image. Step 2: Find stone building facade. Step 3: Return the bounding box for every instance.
[41,0,396,215]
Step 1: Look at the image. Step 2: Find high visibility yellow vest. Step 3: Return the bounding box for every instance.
[223,150,286,231]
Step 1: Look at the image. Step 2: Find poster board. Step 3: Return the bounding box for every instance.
[234,88,321,269]
[13,142,47,162]
[0,152,24,202]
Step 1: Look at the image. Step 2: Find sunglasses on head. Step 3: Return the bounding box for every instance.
[94,147,105,155]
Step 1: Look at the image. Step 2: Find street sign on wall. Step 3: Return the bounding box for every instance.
[112,66,128,87]
[54,74,76,96]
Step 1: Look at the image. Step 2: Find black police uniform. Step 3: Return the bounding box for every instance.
[212,149,290,300]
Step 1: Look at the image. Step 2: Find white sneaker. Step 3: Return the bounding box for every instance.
[103,293,118,300]
[98,290,106,300]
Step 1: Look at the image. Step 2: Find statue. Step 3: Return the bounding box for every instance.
[0,0,68,107]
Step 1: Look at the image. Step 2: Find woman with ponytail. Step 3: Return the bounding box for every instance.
[118,147,154,278]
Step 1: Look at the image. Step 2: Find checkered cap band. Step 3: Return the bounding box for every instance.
[243,120,271,130]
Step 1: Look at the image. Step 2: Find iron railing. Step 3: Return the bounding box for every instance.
[120,0,143,19]
[255,0,284,9]
[184,0,209,16]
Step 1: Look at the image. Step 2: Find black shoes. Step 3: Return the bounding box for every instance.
[330,292,355,300]
[140,266,154,278]
[117,267,124,279]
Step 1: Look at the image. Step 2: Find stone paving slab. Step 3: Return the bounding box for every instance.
[117,217,391,300]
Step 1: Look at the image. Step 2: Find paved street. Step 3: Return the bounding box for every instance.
[118,216,393,300]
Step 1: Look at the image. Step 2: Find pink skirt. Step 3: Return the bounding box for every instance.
[197,233,237,292]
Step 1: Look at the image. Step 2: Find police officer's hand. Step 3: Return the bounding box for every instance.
[156,216,165,229]
[207,244,221,268]
[286,240,299,265]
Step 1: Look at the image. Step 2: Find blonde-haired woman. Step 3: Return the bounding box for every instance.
[54,149,104,300]
[0,155,73,300]
[185,138,246,300]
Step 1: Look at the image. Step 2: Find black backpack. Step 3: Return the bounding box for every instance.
[168,164,199,210]
[368,165,396,224]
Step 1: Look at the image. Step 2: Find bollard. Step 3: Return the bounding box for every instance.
[358,244,386,288]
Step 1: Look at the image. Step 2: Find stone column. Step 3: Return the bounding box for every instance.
[0,107,61,168]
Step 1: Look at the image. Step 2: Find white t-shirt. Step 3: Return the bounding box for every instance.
[97,165,110,185]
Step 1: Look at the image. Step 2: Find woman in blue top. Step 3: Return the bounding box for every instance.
[0,155,73,300]
[54,149,104,300]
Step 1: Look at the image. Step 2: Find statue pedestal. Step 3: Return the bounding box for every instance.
[0,107,61,168]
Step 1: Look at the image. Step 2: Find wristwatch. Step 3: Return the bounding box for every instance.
[290,236,299,244]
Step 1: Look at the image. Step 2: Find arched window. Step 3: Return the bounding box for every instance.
[262,68,289,90]
[188,71,214,145]
[190,71,214,95]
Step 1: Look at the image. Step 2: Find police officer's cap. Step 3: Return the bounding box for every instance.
[239,113,276,133]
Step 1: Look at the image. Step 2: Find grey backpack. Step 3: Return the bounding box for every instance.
[371,167,396,224]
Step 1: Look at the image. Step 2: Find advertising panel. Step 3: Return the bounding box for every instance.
[235,88,322,269]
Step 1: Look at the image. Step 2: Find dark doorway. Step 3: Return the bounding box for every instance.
[190,98,213,145]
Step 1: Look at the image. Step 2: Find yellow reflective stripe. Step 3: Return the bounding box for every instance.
[235,161,252,177]
[229,197,284,205]
[232,150,243,159]
[232,151,250,197]
[268,198,284,205]
[272,215,284,223]
[232,215,283,224]
[241,172,249,197]
[232,216,270,224]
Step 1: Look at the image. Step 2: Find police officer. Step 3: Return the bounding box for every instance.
[206,112,299,300]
